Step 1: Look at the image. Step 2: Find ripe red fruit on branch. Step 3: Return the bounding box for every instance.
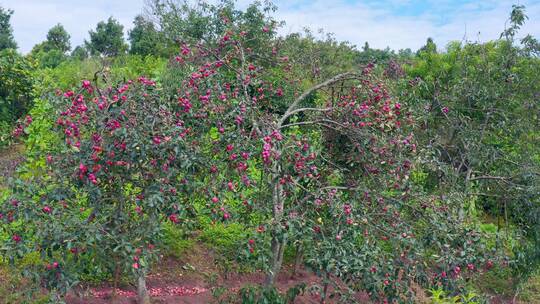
[12,235,21,243]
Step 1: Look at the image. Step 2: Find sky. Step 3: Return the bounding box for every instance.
[3,0,540,54]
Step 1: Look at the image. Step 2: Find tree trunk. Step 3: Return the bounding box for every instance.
[112,260,121,303]
[291,243,303,278]
[265,234,287,286]
[265,166,286,286]
[320,272,329,304]
[137,274,151,304]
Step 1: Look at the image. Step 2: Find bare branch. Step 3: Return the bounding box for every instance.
[278,72,359,127]
[280,118,347,130]
[284,107,334,119]
[469,175,509,181]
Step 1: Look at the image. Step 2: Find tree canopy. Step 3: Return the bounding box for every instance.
[85,17,128,57]
[128,15,165,56]
[0,6,17,50]
[45,23,71,53]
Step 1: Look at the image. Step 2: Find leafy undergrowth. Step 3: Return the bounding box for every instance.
[65,242,333,304]
[1,240,539,303]
[0,239,363,303]
[519,274,540,304]
[1,144,539,303]
[0,144,25,187]
[476,268,540,304]
[0,266,48,304]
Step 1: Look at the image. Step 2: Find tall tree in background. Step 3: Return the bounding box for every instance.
[0,50,35,125]
[357,41,395,63]
[45,23,71,53]
[85,17,127,57]
[71,45,88,60]
[0,6,17,50]
[402,4,540,288]
[129,15,164,56]
[28,24,71,68]
[417,37,437,55]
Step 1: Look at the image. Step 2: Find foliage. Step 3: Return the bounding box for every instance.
[430,287,479,304]
[24,97,62,159]
[0,49,36,132]
[32,55,166,91]
[280,29,359,82]
[149,0,280,48]
[199,222,247,254]
[148,6,501,301]
[128,15,167,57]
[0,77,202,302]
[211,284,305,304]
[85,17,128,57]
[71,45,88,61]
[45,23,71,53]
[357,41,396,64]
[28,24,71,69]
[236,284,305,304]
[0,1,538,303]
[0,266,49,304]
[162,223,194,258]
[0,6,17,51]
[399,5,540,287]
[31,48,67,69]
[417,37,437,55]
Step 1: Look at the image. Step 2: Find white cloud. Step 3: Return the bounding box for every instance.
[3,0,540,54]
[275,0,435,50]
[6,0,144,53]
[273,0,540,51]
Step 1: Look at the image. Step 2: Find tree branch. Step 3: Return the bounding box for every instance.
[469,175,509,181]
[278,72,359,127]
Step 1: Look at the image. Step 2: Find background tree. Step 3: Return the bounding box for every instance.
[147,0,281,47]
[279,30,359,83]
[27,24,71,68]
[0,49,35,132]
[70,45,88,60]
[401,4,540,293]
[397,48,414,59]
[0,6,17,50]
[417,37,437,55]
[45,23,71,53]
[85,17,128,57]
[128,15,165,56]
[357,41,395,64]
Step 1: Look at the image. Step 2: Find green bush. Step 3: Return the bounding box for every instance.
[162,222,195,258]
[198,221,248,254]
[0,49,36,136]
[430,286,480,304]
[35,55,166,92]
[0,121,11,147]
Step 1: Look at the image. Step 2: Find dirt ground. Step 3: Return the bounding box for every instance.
[64,244,364,304]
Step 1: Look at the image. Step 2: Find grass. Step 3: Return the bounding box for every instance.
[517,272,540,303]
[162,222,196,258]
[0,265,49,304]
[198,221,248,254]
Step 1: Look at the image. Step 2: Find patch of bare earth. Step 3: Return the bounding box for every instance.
[65,243,371,304]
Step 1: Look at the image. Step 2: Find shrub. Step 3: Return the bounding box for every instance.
[0,77,201,303]
[0,49,36,135]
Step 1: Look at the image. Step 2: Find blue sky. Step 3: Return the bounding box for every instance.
[3,0,540,54]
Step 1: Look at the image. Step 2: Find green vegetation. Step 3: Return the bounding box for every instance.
[85,17,128,57]
[0,1,538,303]
[0,6,17,50]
